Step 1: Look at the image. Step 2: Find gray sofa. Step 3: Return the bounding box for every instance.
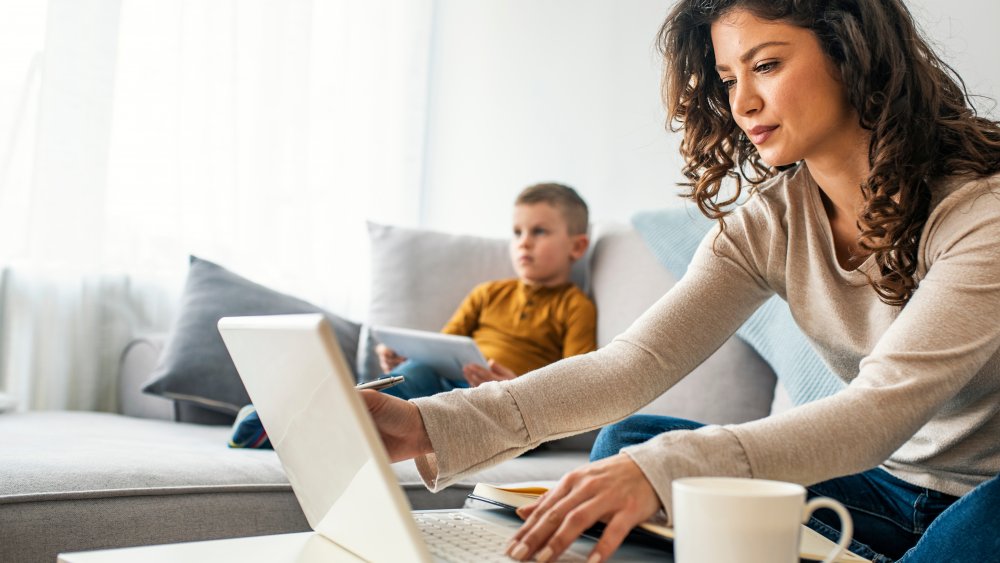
[0,223,784,562]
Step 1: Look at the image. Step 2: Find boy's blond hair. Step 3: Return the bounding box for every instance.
[515,183,589,236]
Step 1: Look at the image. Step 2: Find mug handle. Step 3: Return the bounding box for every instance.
[802,497,854,563]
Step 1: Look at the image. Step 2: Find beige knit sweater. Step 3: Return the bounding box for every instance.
[411,163,1000,521]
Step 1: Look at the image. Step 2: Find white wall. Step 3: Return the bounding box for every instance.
[419,0,1000,238]
[421,0,678,237]
[909,0,1000,120]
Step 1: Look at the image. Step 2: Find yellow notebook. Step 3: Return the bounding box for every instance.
[468,483,871,563]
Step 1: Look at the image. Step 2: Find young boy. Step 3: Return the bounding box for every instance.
[377,183,597,399]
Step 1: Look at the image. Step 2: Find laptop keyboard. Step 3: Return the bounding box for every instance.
[414,512,587,562]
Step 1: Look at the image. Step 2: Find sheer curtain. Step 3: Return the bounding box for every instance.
[0,0,433,411]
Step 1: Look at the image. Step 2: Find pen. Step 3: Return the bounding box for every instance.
[355,375,405,391]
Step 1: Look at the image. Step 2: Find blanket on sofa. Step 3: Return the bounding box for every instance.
[632,208,845,406]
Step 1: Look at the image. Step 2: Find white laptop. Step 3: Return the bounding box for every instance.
[370,325,488,383]
[218,314,669,562]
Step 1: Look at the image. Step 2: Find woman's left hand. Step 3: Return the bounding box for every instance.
[505,453,661,563]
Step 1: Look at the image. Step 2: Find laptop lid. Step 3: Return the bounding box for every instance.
[218,314,432,562]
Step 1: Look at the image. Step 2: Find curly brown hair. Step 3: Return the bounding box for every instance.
[659,0,1000,305]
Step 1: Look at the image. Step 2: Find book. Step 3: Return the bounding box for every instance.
[468,483,872,563]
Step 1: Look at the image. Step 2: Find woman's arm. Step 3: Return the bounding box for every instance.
[502,177,1000,562]
[627,177,1000,517]
[409,215,775,490]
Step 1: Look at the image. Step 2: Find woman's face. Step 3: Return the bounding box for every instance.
[710,9,864,167]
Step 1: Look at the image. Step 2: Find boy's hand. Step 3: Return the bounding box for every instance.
[375,343,406,374]
[463,359,517,387]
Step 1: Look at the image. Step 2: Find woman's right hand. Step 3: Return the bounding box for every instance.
[505,453,661,562]
[376,343,406,374]
[359,389,432,462]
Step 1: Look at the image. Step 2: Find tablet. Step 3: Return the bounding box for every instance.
[370,326,488,383]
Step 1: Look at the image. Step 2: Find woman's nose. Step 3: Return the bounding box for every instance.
[730,82,762,116]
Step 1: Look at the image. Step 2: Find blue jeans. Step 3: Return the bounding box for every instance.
[591,415,1000,563]
[380,360,469,400]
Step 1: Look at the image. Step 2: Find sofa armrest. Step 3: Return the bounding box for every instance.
[117,334,254,426]
[117,334,174,420]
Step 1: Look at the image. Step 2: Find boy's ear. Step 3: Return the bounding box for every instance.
[569,233,590,262]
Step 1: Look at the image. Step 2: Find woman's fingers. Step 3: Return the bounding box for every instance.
[513,496,647,563]
[586,510,639,563]
[523,496,611,562]
[506,454,662,562]
[507,485,585,560]
[507,481,568,546]
[515,500,539,520]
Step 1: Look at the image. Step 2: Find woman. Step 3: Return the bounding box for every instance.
[364,1,1000,561]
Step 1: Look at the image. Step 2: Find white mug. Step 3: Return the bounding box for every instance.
[672,477,853,563]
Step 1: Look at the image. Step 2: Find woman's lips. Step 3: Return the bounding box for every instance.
[748,125,778,145]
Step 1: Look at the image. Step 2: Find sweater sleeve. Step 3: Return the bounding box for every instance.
[410,207,775,495]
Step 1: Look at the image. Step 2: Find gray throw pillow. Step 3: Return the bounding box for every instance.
[142,256,361,415]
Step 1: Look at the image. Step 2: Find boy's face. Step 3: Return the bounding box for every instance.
[510,202,589,287]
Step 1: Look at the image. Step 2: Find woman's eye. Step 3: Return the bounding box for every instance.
[754,60,779,73]
[721,78,736,91]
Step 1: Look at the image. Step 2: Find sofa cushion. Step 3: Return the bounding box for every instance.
[0,411,307,563]
[0,411,587,562]
[142,256,362,418]
[0,412,290,497]
[589,224,675,347]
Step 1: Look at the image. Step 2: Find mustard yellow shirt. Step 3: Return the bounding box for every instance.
[441,279,596,376]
